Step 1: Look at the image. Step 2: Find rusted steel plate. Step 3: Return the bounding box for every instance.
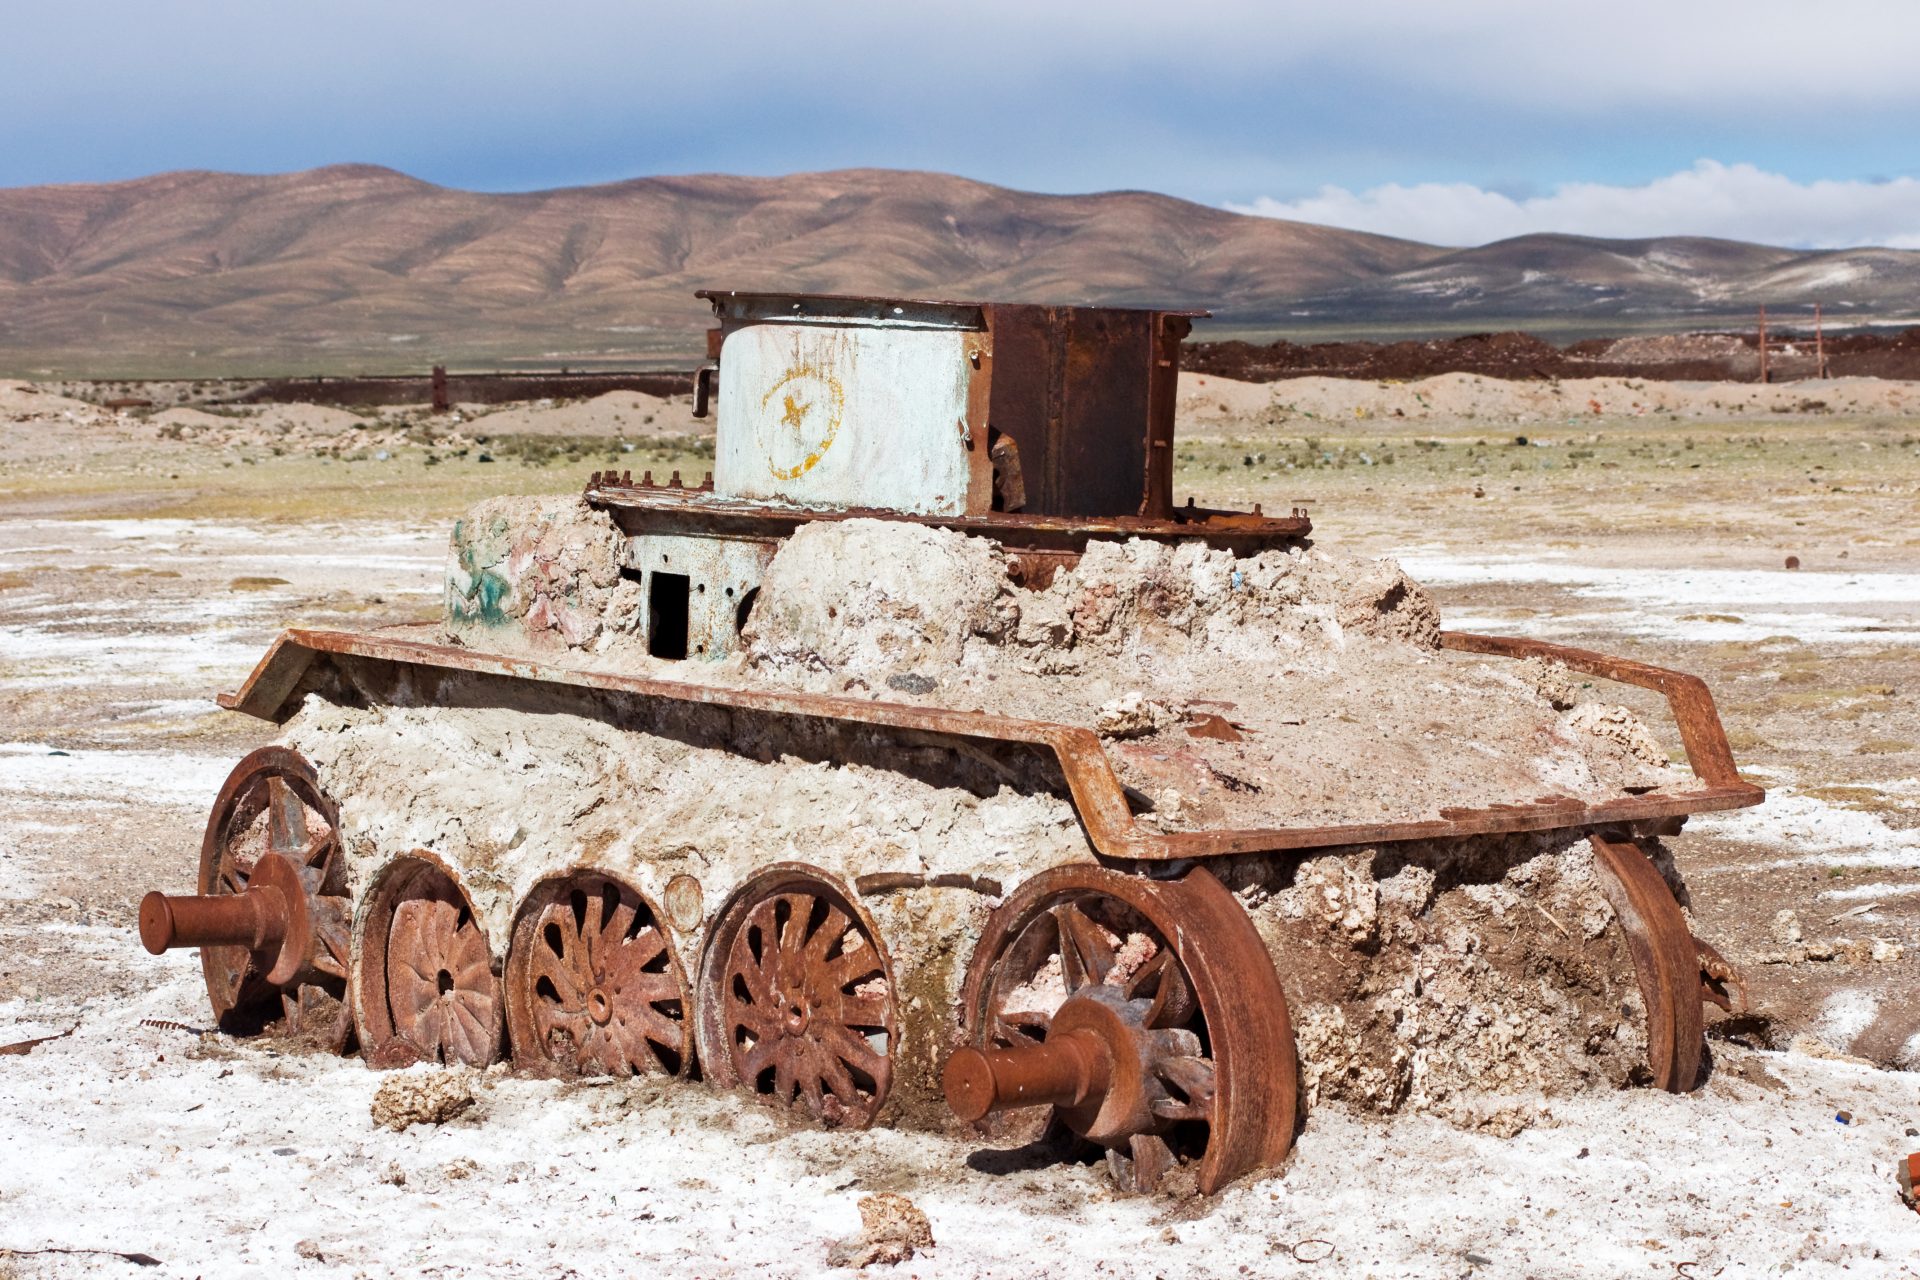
[697,288,1206,321]
[1590,835,1706,1091]
[714,320,975,516]
[220,629,1761,861]
[586,476,1312,550]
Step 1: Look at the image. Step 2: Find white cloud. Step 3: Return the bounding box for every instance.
[1229,162,1920,249]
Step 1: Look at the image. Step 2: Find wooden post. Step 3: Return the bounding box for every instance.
[1815,303,1828,379]
[1758,306,1769,384]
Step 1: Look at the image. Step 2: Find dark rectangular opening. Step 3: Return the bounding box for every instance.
[648,572,690,659]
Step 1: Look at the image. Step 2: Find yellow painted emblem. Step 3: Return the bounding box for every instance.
[758,362,845,481]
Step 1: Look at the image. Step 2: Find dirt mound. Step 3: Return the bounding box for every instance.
[1178,369,1920,426]
[441,502,1689,834]
[1233,832,1651,1113]
[1187,325,1920,383]
[0,380,110,422]
[144,402,429,453]
[734,519,1681,832]
[456,389,700,439]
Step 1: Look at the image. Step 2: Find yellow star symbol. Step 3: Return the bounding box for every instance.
[780,393,809,430]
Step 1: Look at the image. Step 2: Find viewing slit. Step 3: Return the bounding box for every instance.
[649,572,691,660]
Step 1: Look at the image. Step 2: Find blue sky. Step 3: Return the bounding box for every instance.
[5,1,1919,246]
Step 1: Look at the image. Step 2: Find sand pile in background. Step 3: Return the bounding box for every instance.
[1178,369,1920,429]
[0,380,113,423]
[139,389,700,450]
[451,389,700,438]
[1,380,698,458]
[146,403,430,453]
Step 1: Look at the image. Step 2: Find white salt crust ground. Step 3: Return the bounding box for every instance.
[1,970,1917,1279]
[3,514,1918,1273]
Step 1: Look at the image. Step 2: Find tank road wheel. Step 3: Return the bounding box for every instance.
[355,855,501,1068]
[946,865,1295,1196]
[696,865,898,1129]
[139,747,354,1050]
[504,872,691,1078]
[1591,834,1707,1092]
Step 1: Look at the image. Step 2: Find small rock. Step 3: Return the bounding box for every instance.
[371,1068,476,1132]
[380,1162,407,1186]
[884,672,937,696]
[1788,1034,1874,1066]
[295,1240,325,1262]
[825,1193,934,1269]
[1564,702,1668,767]
[1772,909,1803,945]
[1519,657,1578,710]
[1095,691,1174,739]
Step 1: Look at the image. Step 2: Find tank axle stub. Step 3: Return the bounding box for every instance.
[139,851,312,986]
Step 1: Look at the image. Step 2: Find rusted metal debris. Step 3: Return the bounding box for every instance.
[138,748,352,1049]
[0,1025,76,1056]
[953,865,1294,1195]
[135,288,1766,1198]
[355,853,500,1069]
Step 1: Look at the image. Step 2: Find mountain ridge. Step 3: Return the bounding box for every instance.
[2,165,1914,374]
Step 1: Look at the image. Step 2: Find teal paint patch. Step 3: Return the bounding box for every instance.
[446,514,515,630]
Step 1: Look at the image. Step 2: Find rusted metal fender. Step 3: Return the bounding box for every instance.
[1590,834,1715,1092]
[219,629,1762,865]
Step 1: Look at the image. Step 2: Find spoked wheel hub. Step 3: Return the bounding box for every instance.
[356,854,501,1068]
[138,747,353,1050]
[949,865,1295,1195]
[696,864,898,1129]
[505,871,690,1078]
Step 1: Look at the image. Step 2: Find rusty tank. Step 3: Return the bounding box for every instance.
[138,290,1763,1195]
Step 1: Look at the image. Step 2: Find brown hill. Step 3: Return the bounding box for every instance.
[0,166,1431,375]
[2,166,1917,375]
